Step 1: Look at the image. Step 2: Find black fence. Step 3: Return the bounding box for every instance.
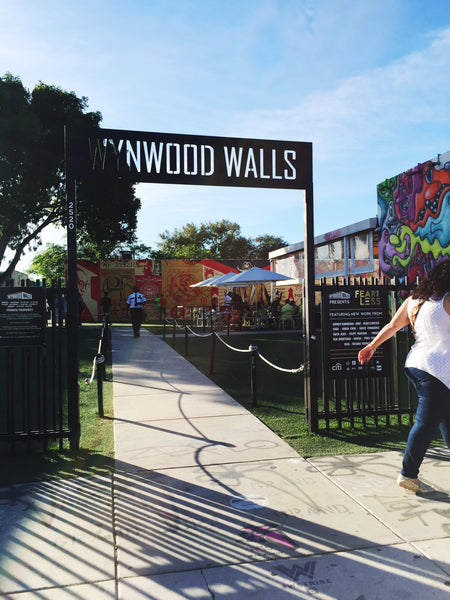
[0,281,69,452]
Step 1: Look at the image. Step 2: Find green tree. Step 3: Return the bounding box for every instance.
[251,234,289,258]
[157,220,254,259]
[28,238,156,282]
[27,243,67,282]
[157,220,288,260]
[0,74,140,285]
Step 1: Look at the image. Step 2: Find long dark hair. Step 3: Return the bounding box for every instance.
[412,260,450,301]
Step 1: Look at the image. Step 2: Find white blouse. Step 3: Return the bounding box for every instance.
[405,293,450,389]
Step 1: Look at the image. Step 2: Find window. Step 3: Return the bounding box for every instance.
[350,232,373,275]
[315,239,346,278]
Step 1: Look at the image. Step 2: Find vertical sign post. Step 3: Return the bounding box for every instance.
[303,184,318,432]
[65,127,80,450]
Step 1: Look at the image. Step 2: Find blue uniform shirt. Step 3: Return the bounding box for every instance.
[127,291,146,309]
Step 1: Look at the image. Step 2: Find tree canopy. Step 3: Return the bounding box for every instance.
[28,240,154,282]
[27,221,288,280]
[156,220,288,259]
[0,73,141,285]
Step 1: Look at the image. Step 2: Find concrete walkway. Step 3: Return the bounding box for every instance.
[1,326,449,598]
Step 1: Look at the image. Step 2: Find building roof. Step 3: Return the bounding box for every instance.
[268,216,379,259]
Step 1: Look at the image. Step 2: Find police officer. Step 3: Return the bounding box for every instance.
[126,285,147,337]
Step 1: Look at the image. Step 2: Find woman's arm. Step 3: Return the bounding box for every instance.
[358,297,411,365]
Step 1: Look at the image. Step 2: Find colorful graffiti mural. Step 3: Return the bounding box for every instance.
[377,150,450,281]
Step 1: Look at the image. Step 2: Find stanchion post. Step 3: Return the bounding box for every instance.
[163,319,166,338]
[172,320,176,346]
[96,354,105,418]
[185,326,188,356]
[209,332,216,374]
[249,345,258,407]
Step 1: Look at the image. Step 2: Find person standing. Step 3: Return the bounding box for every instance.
[126,285,147,338]
[100,291,112,323]
[224,291,232,308]
[158,293,167,322]
[358,261,450,494]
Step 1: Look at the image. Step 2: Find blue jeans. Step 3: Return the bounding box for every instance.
[402,368,450,478]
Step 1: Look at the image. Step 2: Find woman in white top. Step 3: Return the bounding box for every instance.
[358,261,450,494]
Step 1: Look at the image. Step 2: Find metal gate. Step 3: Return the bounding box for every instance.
[0,282,69,452]
[310,277,417,431]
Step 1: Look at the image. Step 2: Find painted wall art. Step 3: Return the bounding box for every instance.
[377,150,450,281]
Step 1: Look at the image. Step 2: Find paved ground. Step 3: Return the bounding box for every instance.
[0,326,449,599]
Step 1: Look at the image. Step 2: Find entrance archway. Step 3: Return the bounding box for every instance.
[65,126,317,448]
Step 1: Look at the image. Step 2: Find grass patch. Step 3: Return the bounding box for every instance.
[0,326,114,485]
[158,327,444,458]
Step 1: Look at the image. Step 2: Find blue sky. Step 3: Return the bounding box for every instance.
[2,0,450,269]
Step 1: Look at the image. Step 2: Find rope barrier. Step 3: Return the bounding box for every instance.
[164,317,185,328]
[179,321,305,374]
[213,332,252,353]
[185,325,213,338]
[257,351,304,373]
[86,338,104,385]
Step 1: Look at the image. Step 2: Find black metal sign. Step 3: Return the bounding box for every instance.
[0,287,46,346]
[322,285,391,379]
[65,126,312,190]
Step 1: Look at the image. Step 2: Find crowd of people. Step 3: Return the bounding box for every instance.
[218,291,302,329]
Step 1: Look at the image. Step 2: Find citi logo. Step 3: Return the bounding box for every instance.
[276,561,316,582]
[332,363,343,371]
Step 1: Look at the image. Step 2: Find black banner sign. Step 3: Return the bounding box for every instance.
[0,287,46,347]
[65,126,312,190]
[322,285,391,379]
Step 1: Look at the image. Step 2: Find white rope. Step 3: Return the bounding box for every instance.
[185,325,213,338]
[257,351,304,373]
[85,338,104,385]
[214,332,252,353]
[86,355,97,385]
[165,317,184,329]
[182,326,304,374]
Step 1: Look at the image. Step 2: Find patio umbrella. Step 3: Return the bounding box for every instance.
[215,266,294,285]
[190,274,229,287]
[213,267,295,308]
[190,271,242,287]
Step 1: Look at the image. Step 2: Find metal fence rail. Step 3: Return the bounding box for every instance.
[0,282,69,452]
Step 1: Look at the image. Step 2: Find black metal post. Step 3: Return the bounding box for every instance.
[209,332,216,374]
[66,170,80,450]
[303,183,318,432]
[96,354,104,418]
[249,345,258,407]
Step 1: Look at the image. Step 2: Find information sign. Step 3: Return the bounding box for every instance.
[0,287,46,346]
[322,285,391,379]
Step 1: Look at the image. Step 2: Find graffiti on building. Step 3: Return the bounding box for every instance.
[377,151,450,281]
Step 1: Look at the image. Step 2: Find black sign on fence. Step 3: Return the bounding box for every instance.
[322,285,391,379]
[0,287,46,346]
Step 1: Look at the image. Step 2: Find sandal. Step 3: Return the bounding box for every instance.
[397,474,435,494]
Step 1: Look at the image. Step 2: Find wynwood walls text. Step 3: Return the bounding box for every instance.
[66,128,312,190]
